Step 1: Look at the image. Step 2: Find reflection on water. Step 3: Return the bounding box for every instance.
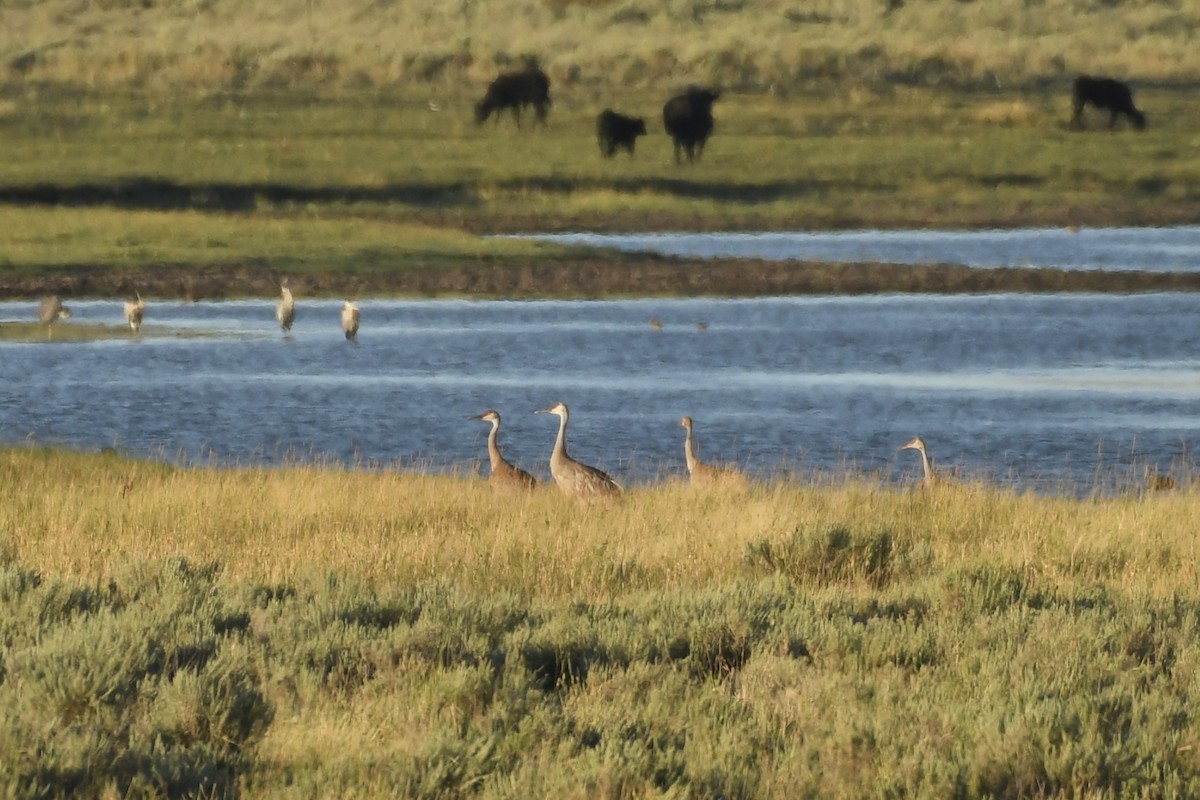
[512,226,1200,272]
[2,293,1199,494]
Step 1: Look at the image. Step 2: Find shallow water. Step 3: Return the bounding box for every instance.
[3,293,1199,494]
[514,226,1200,272]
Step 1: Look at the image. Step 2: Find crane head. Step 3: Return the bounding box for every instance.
[535,402,568,418]
[680,416,693,429]
[473,410,500,423]
[901,436,926,453]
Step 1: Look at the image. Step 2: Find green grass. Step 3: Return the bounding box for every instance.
[0,320,248,343]
[4,1,1200,300]
[2,86,1199,299]
[3,447,1200,796]
[0,321,132,342]
[4,87,1198,231]
[0,206,569,275]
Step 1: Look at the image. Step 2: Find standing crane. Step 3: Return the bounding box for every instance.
[276,280,295,333]
[680,416,743,484]
[473,410,537,489]
[123,292,145,334]
[39,296,72,339]
[341,301,360,342]
[535,402,622,498]
[901,436,938,489]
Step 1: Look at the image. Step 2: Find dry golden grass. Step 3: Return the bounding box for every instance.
[5,447,1199,600]
[4,0,1199,95]
[7,445,1200,797]
[972,99,1040,127]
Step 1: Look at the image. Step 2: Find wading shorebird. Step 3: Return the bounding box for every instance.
[473,410,537,490]
[276,280,295,333]
[680,416,745,485]
[123,292,145,334]
[341,301,360,342]
[901,436,938,489]
[39,296,72,339]
[535,402,622,498]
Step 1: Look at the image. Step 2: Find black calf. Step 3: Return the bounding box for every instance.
[596,109,647,158]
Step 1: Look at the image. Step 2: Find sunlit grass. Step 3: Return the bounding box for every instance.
[3,446,1200,795]
[1,86,1198,272]
[0,206,572,276]
[5,0,1200,94]
[4,446,1197,598]
[0,321,135,342]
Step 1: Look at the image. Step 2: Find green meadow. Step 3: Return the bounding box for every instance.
[2,84,1199,300]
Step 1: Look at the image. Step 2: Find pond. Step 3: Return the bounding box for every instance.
[513,226,1200,272]
[3,292,1199,494]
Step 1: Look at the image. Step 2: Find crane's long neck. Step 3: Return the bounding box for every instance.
[683,426,700,473]
[918,447,935,483]
[552,411,569,468]
[486,420,505,470]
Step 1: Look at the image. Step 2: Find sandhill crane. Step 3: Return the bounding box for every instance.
[901,436,938,489]
[276,280,295,332]
[1143,465,1177,493]
[341,301,360,342]
[39,296,72,339]
[681,416,744,484]
[473,410,537,489]
[535,402,622,498]
[123,292,145,334]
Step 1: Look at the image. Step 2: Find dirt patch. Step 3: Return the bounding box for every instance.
[5,257,1200,301]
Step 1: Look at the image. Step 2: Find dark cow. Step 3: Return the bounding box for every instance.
[1071,75,1146,130]
[662,87,720,164]
[475,67,551,128]
[596,109,647,158]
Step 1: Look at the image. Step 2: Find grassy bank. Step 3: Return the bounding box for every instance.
[3,87,1197,233]
[3,446,1200,796]
[2,85,1199,299]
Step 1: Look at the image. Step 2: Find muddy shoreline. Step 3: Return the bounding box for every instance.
[5,257,1200,301]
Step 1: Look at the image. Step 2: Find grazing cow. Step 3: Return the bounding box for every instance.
[1071,75,1146,130]
[662,86,720,164]
[475,67,551,128]
[596,109,647,158]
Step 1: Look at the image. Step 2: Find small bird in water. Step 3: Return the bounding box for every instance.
[276,280,295,333]
[39,296,72,339]
[124,292,145,335]
[341,301,360,342]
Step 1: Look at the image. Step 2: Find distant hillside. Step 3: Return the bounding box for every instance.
[4,0,1198,94]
